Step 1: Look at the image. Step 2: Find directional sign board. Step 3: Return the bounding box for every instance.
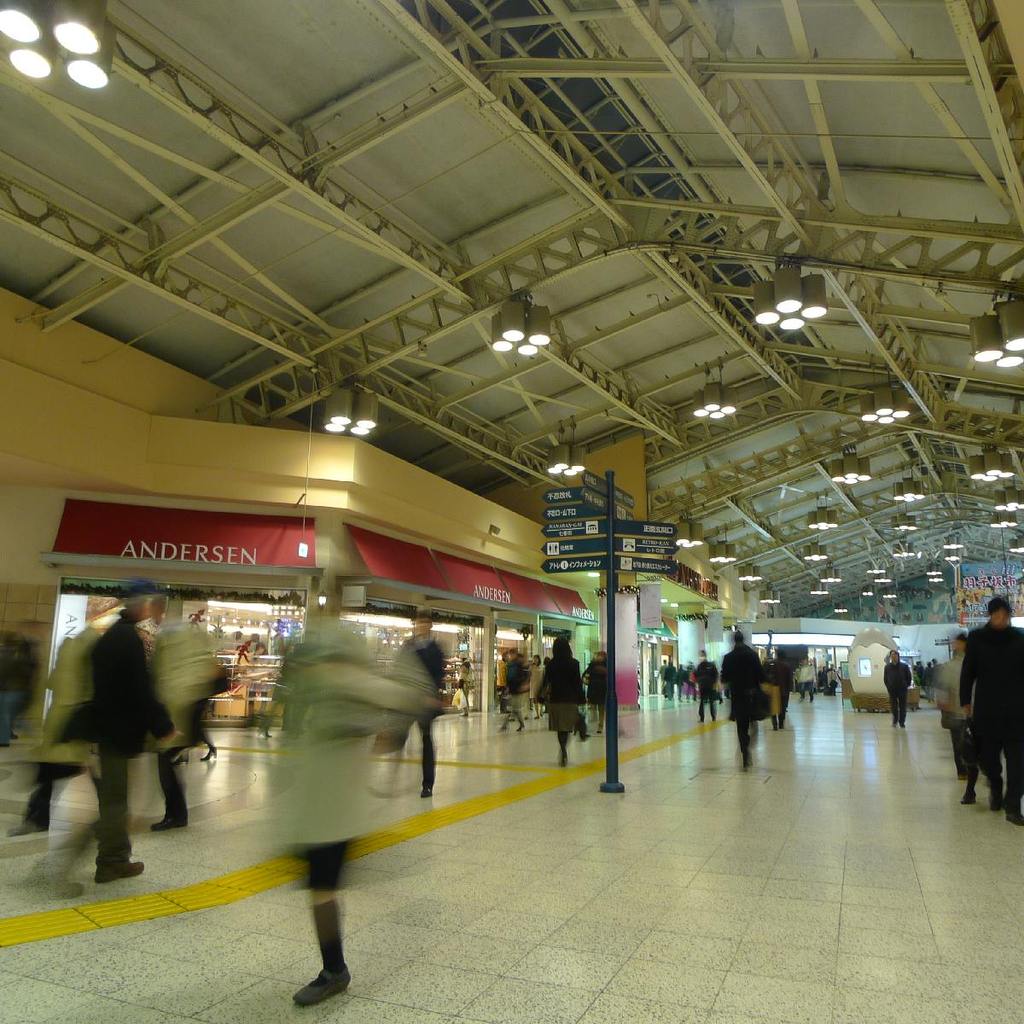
[616,535,677,555]
[616,555,676,575]
[541,519,606,539]
[581,471,636,510]
[543,556,608,574]
[543,503,605,521]
[615,519,677,540]
[543,538,606,557]
[543,487,631,521]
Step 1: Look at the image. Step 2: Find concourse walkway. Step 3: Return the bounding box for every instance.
[0,697,1018,1024]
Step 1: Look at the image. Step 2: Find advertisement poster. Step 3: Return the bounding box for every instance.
[957,561,1024,626]
[639,583,662,628]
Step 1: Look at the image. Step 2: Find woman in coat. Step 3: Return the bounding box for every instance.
[528,654,544,719]
[583,651,608,734]
[277,621,432,1007]
[543,636,587,766]
[458,659,475,717]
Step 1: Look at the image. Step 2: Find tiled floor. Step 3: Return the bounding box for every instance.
[1,696,1021,1023]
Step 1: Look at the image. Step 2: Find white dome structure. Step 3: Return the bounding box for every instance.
[848,628,898,698]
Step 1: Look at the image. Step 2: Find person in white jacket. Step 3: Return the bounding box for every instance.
[277,620,434,1007]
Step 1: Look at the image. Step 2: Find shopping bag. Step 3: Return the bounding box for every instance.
[452,688,463,709]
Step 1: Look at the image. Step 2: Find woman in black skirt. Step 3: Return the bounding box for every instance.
[544,636,587,766]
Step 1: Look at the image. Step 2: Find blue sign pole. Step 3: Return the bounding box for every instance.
[600,469,625,794]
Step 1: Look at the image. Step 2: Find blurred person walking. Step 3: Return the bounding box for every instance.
[661,658,677,701]
[458,658,475,717]
[502,651,529,732]
[8,629,95,837]
[410,613,444,798]
[937,632,978,804]
[90,581,175,882]
[543,636,586,766]
[583,651,608,734]
[151,624,226,831]
[960,596,1024,825]
[529,654,544,719]
[722,630,765,771]
[796,659,815,702]
[884,650,912,728]
[695,650,719,723]
[769,650,793,731]
[0,629,37,746]
[281,621,432,1006]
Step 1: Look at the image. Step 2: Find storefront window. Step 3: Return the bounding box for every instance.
[52,578,307,728]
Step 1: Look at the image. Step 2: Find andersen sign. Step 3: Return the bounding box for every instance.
[52,499,317,569]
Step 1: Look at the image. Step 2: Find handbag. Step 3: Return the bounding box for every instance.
[749,686,771,722]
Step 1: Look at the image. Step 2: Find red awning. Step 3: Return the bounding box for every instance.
[546,582,596,621]
[433,551,509,605]
[348,526,447,592]
[346,526,593,620]
[497,570,563,614]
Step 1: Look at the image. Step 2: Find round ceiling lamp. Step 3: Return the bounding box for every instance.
[547,443,570,476]
[808,507,839,531]
[737,569,763,582]
[829,452,872,484]
[893,513,918,532]
[893,477,926,503]
[675,521,704,548]
[322,390,353,433]
[753,281,779,325]
[562,446,586,477]
[995,488,1024,513]
[692,380,736,420]
[760,592,781,605]
[971,314,1005,363]
[860,387,911,425]
[0,3,42,42]
[350,392,379,436]
[708,542,737,564]
[751,268,828,331]
[803,543,828,562]
[54,0,107,54]
[998,299,1024,352]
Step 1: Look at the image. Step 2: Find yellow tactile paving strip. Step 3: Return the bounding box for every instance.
[0,720,724,947]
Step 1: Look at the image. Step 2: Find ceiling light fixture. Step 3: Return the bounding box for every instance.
[547,443,570,476]
[860,387,911,425]
[867,567,887,575]
[945,554,962,563]
[971,314,1006,363]
[862,589,874,597]
[760,592,781,605]
[737,570,763,582]
[751,268,828,330]
[893,477,926,503]
[803,543,828,562]
[829,451,872,484]
[893,513,918,532]
[995,488,1024,513]
[708,542,737,564]
[66,17,112,87]
[562,446,586,477]
[693,380,736,420]
[675,521,704,548]
[808,506,839,531]
[834,607,848,614]
[810,587,829,596]
[352,392,379,433]
[1009,538,1024,554]
[882,592,898,599]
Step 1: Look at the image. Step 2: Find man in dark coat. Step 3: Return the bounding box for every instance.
[695,650,719,723]
[721,631,764,770]
[883,650,912,728]
[90,582,175,883]
[770,651,794,731]
[411,612,445,798]
[960,596,1024,825]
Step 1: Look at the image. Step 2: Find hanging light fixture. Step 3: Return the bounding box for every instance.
[323,390,353,433]
[53,0,107,53]
[753,281,779,325]
[675,521,704,548]
[834,606,849,614]
[0,2,41,41]
[971,314,1005,363]
[737,569,763,582]
[820,568,843,584]
[810,587,829,596]
[8,31,53,77]
[708,542,737,564]
[945,554,962,563]
[490,313,513,353]
[562,445,586,477]
[893,547,916,559]
[808,506,839,531]
[882,591,898,599]
[692,380,736,420]
[803,543,828,562]
[760,592,781,605]
[893,513,918,532]
[990,509,1016,529]
[498,299,526,343]
[943,539,964,550]
[547,443,570,476]
[1009,537,1024,554]
[867,567,888,575]
[876,576,893,583]
[995,488,1024,512]
[829,452,872,484]
[893,476,926,502]
[862,589,875,596]
[350,392,379,436]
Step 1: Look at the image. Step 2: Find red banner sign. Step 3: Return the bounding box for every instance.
[52,499,317,568]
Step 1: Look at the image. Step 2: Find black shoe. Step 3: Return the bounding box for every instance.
[420,787,432,798]
[150,818,187,832]
[201,748,217,762]
[899,722,906,728]
[516,725,524,732]
[742,752,751,771]
[95,861,145,883]
[961,791,977,805]
[559,751,568,767]
[990,791,1004,812]
[293,967,351,1006]
[1007,812,1024,826]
